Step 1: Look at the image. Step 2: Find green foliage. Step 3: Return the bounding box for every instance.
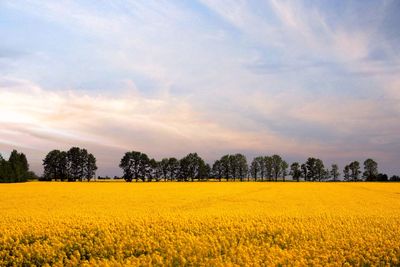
[214,154,248,181]
[43,150,68,181]
[330,164,340,181]
[349,161,361,181]
[304,157,325,181]
[212,160,223,181]
[343,165,351,181]
[42,147,97,182]
[179,153,206,181]
[363,159,378,181]
[0,150,34,183]
[119,151,150,182]
[249,158,260,181]
[290,162,302,182]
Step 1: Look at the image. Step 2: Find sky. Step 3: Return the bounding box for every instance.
[0,0,399,177]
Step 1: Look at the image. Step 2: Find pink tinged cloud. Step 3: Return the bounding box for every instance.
[0,78,301,174]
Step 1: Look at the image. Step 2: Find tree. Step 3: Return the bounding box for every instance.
[363,159,378,181]
[159,158,170,181]
[138,153,151,181]
[315,159,325,181]
[0,154,12,182]
[167,158,179,181]
[220,155,231,181]
[254,156,266,181]
[43,148,96,182]
[229,155,238,181]
[147,158,159,182]
[349,161,361,181]
[376,173,388,181]
[43,150,68,181]
[212,160,223,181]
[281,160,289,181]
[1,150,34,183]
[343,165,350,181]
[290,162,302,182]
[179,153,205,181]
[303,157,325,181]
[271,155,283,181]
[119,152,134,182]
[330,164,340,181]
[85,153,97,181]
[8,150,29,182]
[390,175,400,181]
[305,158,317,181]
[264,156,273,181]
[301,163,308,181]
[323,168,330,181]
[119,151,150,182]
[66,147,98,181]
[234,154,248,182]
[67,147,84,181]
[199,163,211,181]
[250,158,260,181]
[57,151,69,181]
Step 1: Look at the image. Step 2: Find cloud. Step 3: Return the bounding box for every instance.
[0,78,297,175]
[1,1,400,175]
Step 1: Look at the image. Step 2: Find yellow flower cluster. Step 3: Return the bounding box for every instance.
[0,182,399,266]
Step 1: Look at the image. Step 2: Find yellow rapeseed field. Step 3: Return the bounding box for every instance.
[0,182,399,266]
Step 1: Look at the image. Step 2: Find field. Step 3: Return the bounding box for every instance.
[1,182,399,266]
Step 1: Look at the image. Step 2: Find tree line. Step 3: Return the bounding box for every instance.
[1,147,400,182]
[118,150,399,182]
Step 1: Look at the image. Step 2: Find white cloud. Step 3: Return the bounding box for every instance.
[1,1,400,175]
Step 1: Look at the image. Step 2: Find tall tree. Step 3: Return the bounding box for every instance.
[167,158,179,181]
[198,163,211,181]
[349,161,361,181]
[330,164,340,181]
[264,156,273,181]
[43,150,68,181]
[138,153,151,182]
[323,168,330,181]
[43,148,96,182]
[179,153,205,181]
[281,160,289,181]
[159,158,170,181]
[8,150,29,182]
[1,150,34,183]
[363,159,378,181]
[119,151,150,182]
[0,154,12,182]
[301,163,308,181]
[315,159,325,181]
[220,155,231,181]
[305,158,317,181]
[147,158,159,182]
[234,154,248,182]
[290,162,302,182]
[250,158,260,181]
[67,147,84,181]
[271,154,283,181]
[343,165,351,181]
[212,160,223,181]
[85,153,97,181]
[254,156,266,181]
[229,155,238,181]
